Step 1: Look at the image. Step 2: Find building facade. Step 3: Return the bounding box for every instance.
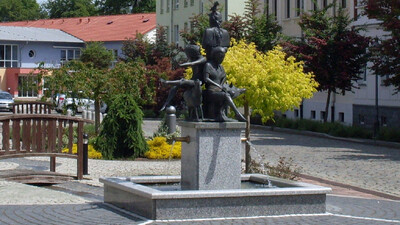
[156,0,247,46]
[265,0,400,128]
[0,26,84,98]
[0,14,156,100]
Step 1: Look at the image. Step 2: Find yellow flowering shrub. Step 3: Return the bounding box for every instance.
[145,137,181,159]
[62,144,102,159]
[223,39,319,123]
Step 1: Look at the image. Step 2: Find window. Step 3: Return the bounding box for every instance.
[110,49,118,67]
[271,0,278,18]
[323,0,328,8]
[160,0,164,14]
[339,112,344,122]
[174,25,180,44]
[359,114,365,125]
[295,0,302,17]
[340,0,346,8]
[167,0,170,12]
[166,26,170,42]
[190,0,194,6]
[60,49,81,63]
[184,22,188,32]
[286,0,291,18]
[0,44,18,68]
[174,0,179,9]
[358,64,367,85]
[311,110,316,119]
[294,109,299,118]
[381,116,387,126]
[184,0,188,7]
[28,50,35,58]
[320,111,326,121]
[190,21,194,33]
[18,75,38,97]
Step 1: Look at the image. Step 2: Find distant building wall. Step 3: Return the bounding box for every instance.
[157,0,247,46]
[0,68,6,91]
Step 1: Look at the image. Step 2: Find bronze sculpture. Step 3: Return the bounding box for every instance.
[160,1,246,122]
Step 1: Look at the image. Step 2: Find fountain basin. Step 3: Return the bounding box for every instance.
[100,174,331,220]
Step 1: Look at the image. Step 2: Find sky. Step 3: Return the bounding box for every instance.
[36,0,46,4]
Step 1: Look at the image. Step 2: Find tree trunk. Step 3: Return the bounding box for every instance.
[324,89,331,123]
[95,99,101,134]
[244,99,252,173]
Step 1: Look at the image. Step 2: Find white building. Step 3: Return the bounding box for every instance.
[156,0,247,46]
[265,0,400,128]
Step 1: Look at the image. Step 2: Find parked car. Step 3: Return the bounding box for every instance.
[56,94,107,115]
[0,91,14,112]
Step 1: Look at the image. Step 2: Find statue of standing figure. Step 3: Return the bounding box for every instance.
[160,1,246,122]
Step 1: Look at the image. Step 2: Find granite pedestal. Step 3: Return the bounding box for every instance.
[180,121,244,190]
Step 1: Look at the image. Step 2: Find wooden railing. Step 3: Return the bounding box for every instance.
[12,101,53,114]
[0,115,93,180]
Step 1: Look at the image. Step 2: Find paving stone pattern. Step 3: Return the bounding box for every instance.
[248,128,400,197]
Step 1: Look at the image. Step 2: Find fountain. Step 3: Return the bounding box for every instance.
[100,2,331,220]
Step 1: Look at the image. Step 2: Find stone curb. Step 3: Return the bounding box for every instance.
[298,173,400,201]
[251,124,400,150]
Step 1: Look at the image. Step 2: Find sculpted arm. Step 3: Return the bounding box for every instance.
[180,57,206,67]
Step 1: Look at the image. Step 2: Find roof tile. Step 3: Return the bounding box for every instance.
[0,13,156,42]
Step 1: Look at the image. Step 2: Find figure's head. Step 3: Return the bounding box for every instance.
[209,11,222,27]
[211,47,226,64]
[184,45,201,60]
[209,1,222,28]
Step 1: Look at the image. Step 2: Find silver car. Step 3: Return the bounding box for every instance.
[0,91,14,111]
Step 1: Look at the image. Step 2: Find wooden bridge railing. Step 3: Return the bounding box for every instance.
[0,115,93,180]
[12,101,53,114]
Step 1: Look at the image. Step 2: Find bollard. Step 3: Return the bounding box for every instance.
[67,109,72,117]
[87,110,92,121]
[83,133,89,175]
[166,106,176,134]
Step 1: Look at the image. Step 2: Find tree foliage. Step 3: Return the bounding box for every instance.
[181,0,282,52]
[363,0,400,93]
[80,42,114,69]
[105,61,154,106]
[224,39,318,123]
[96,0,155,15]
[0,0,43,22]
[283,5,370,122]
[95,94,148,159]
[42,0,98,18]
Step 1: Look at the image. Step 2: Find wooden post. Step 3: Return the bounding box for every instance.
[77,121,84,180]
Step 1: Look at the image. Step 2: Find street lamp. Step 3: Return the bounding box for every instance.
[83,133,89,175]
[370,38,380,138]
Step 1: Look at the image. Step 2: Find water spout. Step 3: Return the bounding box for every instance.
[173,136,190,143]
[245,140,272,187]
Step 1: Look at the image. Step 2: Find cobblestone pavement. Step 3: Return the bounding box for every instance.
[1,120,400,224]
[0,192,399,225]
[248,127,400,197]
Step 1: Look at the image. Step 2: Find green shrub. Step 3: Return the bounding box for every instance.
[378,127,400,142]
[95,94,148,159]
[272,118,375,140]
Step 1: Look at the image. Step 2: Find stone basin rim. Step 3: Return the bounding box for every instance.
[100,174,332,200]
